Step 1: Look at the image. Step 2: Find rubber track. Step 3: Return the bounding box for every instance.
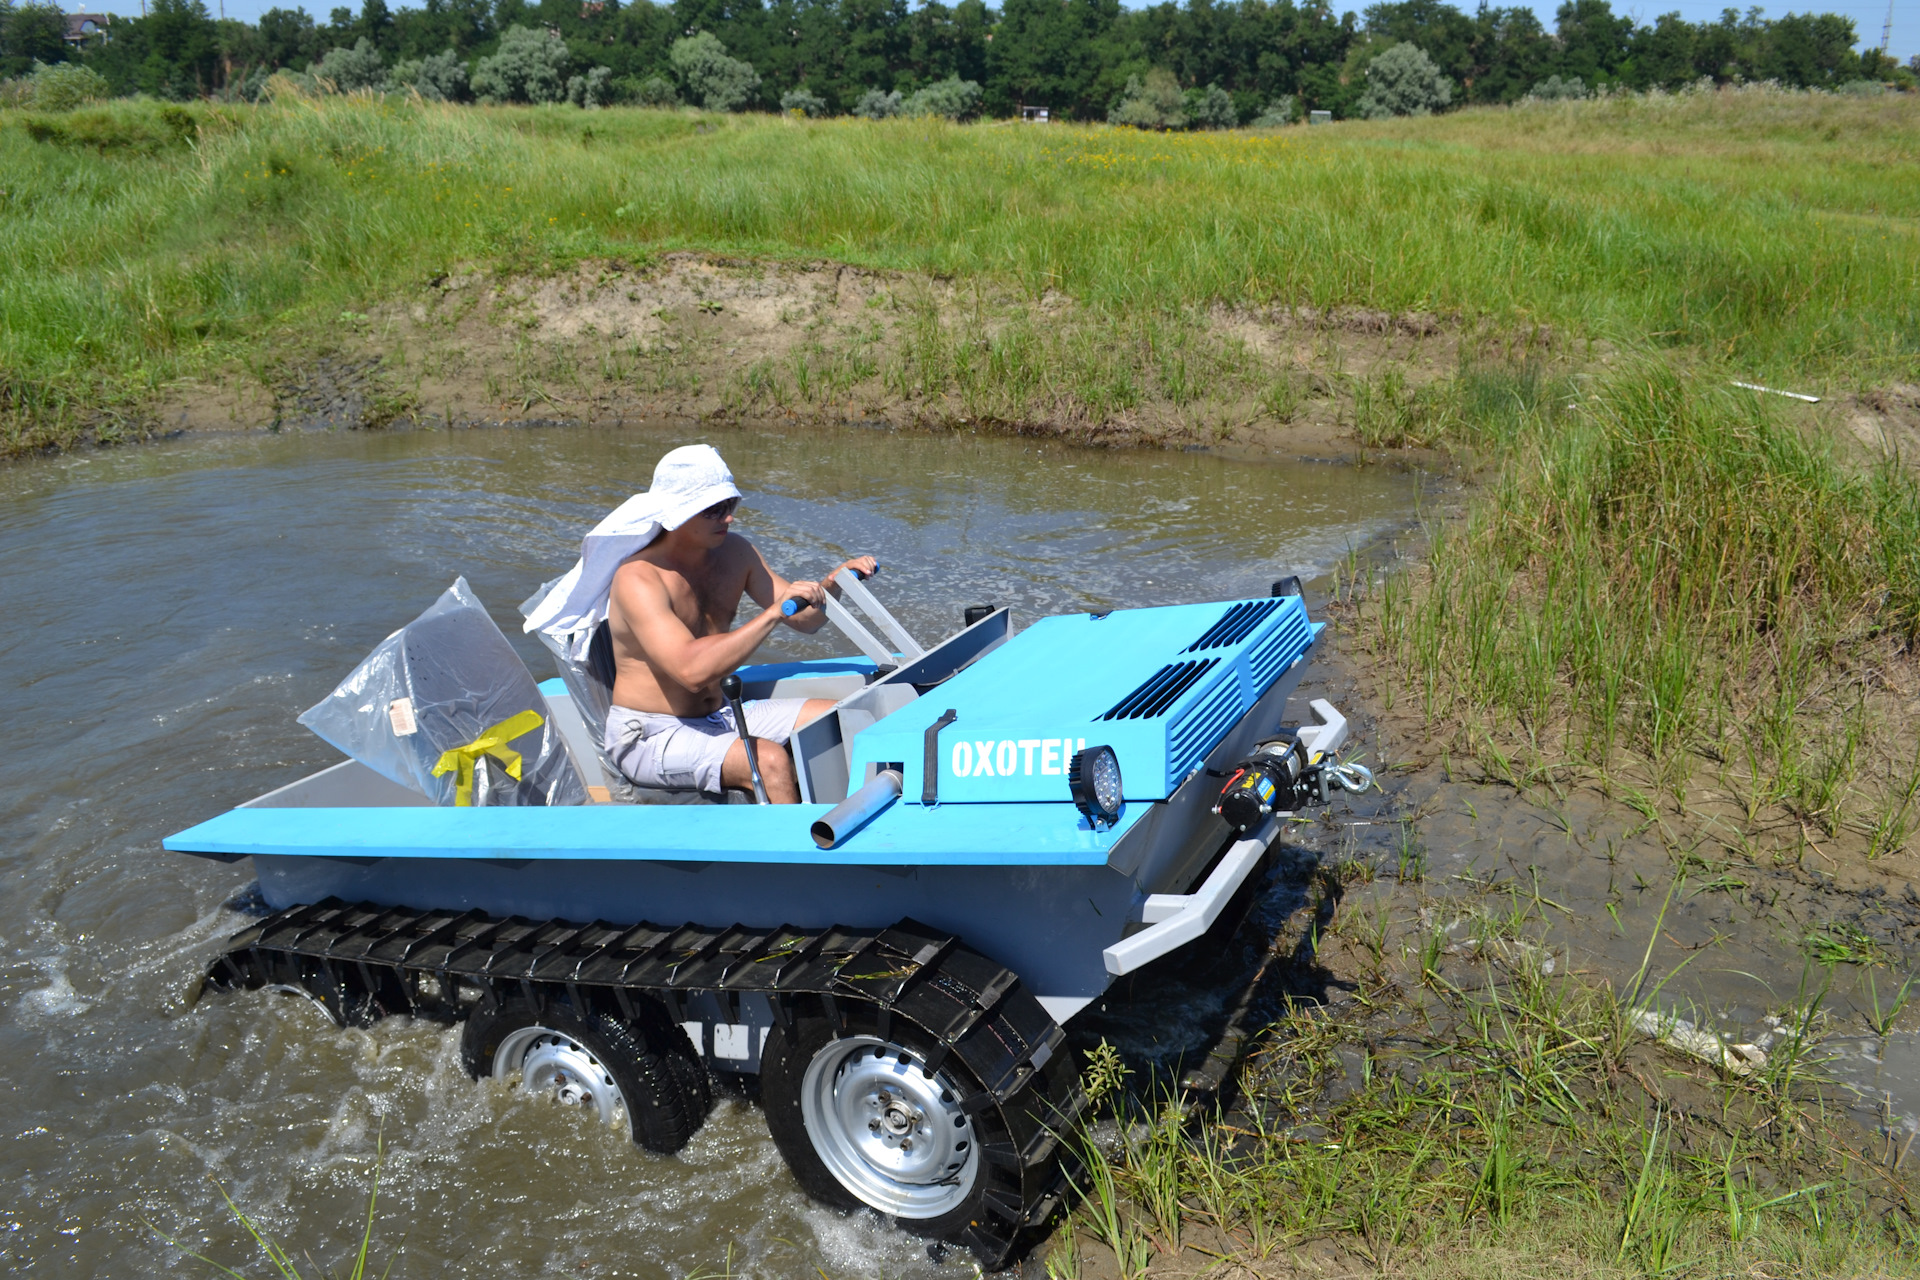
[205,898,1086,1267]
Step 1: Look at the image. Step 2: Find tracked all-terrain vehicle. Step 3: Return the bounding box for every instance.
[166,571,1364,1266]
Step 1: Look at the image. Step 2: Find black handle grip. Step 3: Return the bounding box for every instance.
[720,674,742,699]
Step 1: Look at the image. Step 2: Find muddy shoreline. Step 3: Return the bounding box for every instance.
[148,254,1524,457]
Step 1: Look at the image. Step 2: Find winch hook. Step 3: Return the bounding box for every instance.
[1323,761,1374,795]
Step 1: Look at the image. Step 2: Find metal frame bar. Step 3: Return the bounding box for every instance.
[833,569,926,661]
[1102,815,1280,977]
[821,595,896,669]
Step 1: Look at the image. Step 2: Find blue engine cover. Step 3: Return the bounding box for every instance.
[852,596,1318,804]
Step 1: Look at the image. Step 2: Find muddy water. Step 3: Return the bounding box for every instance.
[0,423,1423,1278]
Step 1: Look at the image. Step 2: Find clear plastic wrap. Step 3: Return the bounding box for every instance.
[300,578,589,807]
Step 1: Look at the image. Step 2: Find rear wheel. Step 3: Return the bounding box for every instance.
[461,996,709,1154]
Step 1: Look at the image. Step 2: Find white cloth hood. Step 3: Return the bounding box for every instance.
[522,444,740,658]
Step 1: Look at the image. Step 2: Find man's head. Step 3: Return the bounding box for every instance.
[651,445,741,549]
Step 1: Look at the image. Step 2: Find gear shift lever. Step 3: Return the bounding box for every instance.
[720,674,770,805]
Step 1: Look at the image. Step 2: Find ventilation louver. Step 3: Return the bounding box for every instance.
[1183,599,1282,652]
[1247,609,1312,690]
[1168,675,1245,784]
[1100,658,1219,721]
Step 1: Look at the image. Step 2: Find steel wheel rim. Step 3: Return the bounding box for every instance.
[492,1025,628,1130]
[799,1034,979,1219]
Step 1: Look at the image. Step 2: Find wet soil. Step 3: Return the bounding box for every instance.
[154,254,1531,460]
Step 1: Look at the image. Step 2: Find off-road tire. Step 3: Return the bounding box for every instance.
[761,998,1071,1264]
[461,995,708,1154]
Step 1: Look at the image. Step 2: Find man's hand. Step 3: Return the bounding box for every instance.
[781,579,827,615]
[834,555,879,583]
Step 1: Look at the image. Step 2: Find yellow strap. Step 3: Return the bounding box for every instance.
[431,708,546,807]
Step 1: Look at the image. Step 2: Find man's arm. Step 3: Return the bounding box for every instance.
[612,562,819,691]
[745,546,879,637]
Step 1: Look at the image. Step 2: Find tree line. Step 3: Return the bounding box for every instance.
[2,0,1912,121]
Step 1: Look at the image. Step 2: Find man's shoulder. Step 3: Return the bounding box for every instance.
[613,552,664,581]
[719,531,762,564]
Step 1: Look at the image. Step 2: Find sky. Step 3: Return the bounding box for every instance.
[65,0,1919,66]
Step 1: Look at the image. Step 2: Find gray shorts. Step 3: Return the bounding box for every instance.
[603,699,808,794]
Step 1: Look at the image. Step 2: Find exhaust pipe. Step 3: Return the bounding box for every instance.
[811,769,904,849]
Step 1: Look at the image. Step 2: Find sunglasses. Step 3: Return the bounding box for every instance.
[697,497,739,521]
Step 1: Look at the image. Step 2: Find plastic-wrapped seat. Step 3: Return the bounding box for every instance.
[300,578,588,807]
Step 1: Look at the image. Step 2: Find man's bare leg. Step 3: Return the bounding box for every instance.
[721,736,801,803]
[720,699,838,803]
[794,697,837,730]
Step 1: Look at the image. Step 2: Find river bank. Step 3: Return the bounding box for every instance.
[4,92,1917,457]
[151,253,1512,458]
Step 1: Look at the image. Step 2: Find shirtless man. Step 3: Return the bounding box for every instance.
[598,485,875,803]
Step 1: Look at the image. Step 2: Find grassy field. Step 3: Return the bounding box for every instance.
[2,85,1916,452]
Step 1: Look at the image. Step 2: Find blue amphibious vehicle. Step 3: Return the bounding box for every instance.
[168,577,1357,1265]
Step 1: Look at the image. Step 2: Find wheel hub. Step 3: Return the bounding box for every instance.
[492,1025,628,1130]
[800,1036,978,1219]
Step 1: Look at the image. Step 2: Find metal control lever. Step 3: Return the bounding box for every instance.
[719,674,771,805]
[782,563,879,617]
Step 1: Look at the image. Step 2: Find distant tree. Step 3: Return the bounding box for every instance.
[1364,0,1475,90]
[1553,0,1634,86]
[312,36,388,89]
[388,46,467,99]
[31,60,110,108]
[987,0,1124,119]
[668,31,759,110]
[1626,12,1695,90]
[257,7,320,69]
[629,73,679,106]
[565,63,611,106]
[780,85,828,115]
[903,74,981,119]
[135,0,223,98]
[20,0,1902,112]
[905,0,990,90]
[1462,5,1555,102]
[353,0,394,55]
[1753,12,1860,88]
[1526,72,1588,98]
[1107,67,1186,128]
[1183,82,1237,128]
[1250,94,1296,125]
[392,0,491,61]
[1,1,73,77]
[1354,40,1452,116]
[470,23,567,102]
[853,86,902,116]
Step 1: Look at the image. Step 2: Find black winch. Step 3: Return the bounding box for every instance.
[1212,731,1373,833]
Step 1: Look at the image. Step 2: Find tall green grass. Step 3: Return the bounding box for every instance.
[2,88,1915,451]
[1350,361,1920,853]
[1059,877,1920,1278]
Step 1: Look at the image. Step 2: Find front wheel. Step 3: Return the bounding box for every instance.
[762,1002,1057,1262]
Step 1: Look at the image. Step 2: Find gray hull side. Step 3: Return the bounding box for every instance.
[253,854,1139,1006]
